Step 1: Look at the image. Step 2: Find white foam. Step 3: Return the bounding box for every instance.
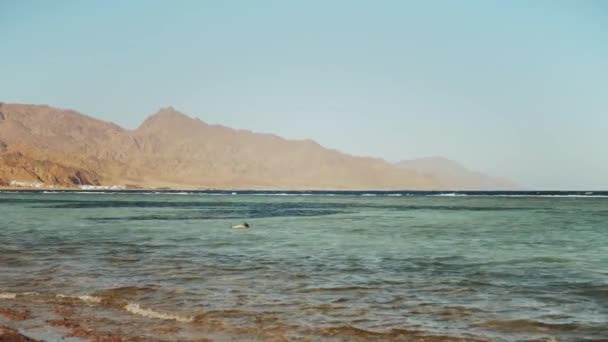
[124,303,193,323]
[0,292,39,299]
[428,193,468,197]
[56,294,102,304]
[79,295,102,304]
[0,292,17,299]
[72,191,108,194]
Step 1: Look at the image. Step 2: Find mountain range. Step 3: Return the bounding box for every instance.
[0,102,516,190]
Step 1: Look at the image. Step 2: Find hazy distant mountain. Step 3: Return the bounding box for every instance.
[0,102,442,189]
[395,157,517,190]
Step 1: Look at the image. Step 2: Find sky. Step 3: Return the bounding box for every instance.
[1,0,607,189]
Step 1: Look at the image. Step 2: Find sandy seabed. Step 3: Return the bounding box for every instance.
[0,293,479,342]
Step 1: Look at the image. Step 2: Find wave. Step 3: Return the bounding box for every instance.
[485,195,607,198]
[427,193,468,197]
[427,193,608,198]
[249,193,316,196]
[3,290,194,323]
[5,189,608,198]
[0,292,39,299]
[476,319,582,332]
[56,294,102,304]
[508,194,608,198]
[296,286,375,293]
[124,303,193,323]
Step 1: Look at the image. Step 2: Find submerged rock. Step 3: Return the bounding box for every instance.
[0,326,39,342]
[0,308,31,321]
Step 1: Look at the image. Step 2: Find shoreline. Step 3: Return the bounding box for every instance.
[1,187,607,199]
[0,293,479,342]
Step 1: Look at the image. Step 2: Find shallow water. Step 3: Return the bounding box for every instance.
[1,192,607,341]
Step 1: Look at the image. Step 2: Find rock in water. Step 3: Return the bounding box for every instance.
[0,326,39,342]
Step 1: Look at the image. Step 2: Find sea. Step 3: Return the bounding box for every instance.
[0,190,607,341]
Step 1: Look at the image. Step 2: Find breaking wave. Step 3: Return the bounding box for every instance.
[124,303,194,323]
[56,294,102,304]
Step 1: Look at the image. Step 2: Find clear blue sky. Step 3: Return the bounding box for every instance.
[1,1,607,189]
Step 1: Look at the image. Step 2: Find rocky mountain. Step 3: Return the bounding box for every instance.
[0,102,445,189]
[395,157,517,190]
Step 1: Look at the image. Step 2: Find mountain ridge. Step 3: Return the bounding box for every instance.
[395,156,518,190]
[0,102,515,190]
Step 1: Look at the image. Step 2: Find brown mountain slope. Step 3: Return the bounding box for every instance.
[0,151,101,186]
[396,157,517,190]
[0,103,440,189]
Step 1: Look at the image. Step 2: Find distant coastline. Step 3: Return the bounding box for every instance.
[1,187,605,197]
[0,102,516,191]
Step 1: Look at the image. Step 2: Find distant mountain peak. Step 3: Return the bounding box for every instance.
[152,106,188,119]
[138,107,203,131]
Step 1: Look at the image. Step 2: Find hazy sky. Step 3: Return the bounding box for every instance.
[1,1,607,189]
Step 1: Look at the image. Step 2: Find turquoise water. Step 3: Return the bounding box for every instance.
[1,192,607,341]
